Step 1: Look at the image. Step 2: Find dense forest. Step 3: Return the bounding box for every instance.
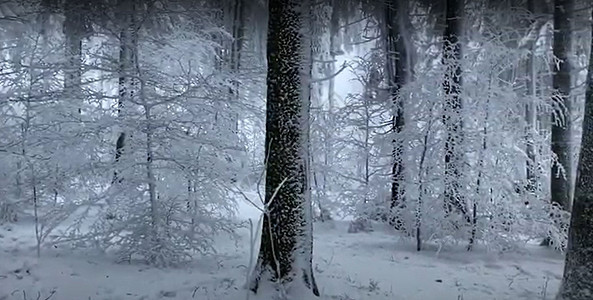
[1,0,593,299]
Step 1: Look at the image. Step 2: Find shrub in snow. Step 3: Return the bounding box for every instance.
[334,13,570,252]
[60,170,240,267]
[539,202,569,250]
[56,87,244,265]
[348,217,374,233]
[48,14,248,266]
[314,206,333,222]
[0,202,18,224]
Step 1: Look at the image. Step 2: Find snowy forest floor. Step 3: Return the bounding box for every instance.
[0,209,564,300]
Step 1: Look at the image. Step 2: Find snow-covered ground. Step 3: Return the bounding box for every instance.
[0,209,564,300]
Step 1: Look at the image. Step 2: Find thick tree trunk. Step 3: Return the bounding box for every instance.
[550,0,573,211]
[555,9,593,299]
[113,0,138,184]
[442,0,469,222]
[384,0,410,230]
[249,0,319,297]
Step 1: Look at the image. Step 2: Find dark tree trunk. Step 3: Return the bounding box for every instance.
[555,8,593,299]
[38,0,59,35]
[384,0,411,230]
[113,0,138,184]
[63,0,85,115]
[469,75,493,251]
[225,0,245,132]
[230,0,245,80]
[550,0,574,211]
[249,0,319,297]
[231,0,245,134]
[442,0,469,222]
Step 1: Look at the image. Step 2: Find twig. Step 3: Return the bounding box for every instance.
[311,62,349,83]
[227,183,263,212]
[265,177,288,207]
[43,290,56,300]
[245,217,262,300]
[541,276,549,299]
[257,139,273,205]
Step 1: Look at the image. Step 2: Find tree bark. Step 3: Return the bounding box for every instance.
[550,0,574,211]
[525,0,538,193]
[249,0,319,297]
[63,0,85,115]
[324,0,340,196]
[144,106,161,266]
[230,0,245,81]
[228,0,245,133]
[384,0,410,230]
[442,0,469,221]
[555,8,593,299]
[113,0,138,184]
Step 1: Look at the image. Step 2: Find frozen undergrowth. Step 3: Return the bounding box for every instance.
[0,214,563,300]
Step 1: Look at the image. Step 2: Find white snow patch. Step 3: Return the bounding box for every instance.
[1,218,563,300]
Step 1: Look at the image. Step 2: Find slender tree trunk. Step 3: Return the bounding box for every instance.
[32,170,40,258]
[363,71,372,203]
[230,0,245,87]
[113,0,138,184]
[308,0,329,220]
[63,0,84,115]
[384,0,410,230]
[229,0,245,133]
[144,106,161,265]
[324,0,340,196]
[555,8,593,299]
[249,0,319,296]
[23,68,38,256]
[469,74,493,251]
[11,33,24,202]
[442,0,469,222]
[525,0,539,193]
[550,0,574,211]
[416,104,435,251]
